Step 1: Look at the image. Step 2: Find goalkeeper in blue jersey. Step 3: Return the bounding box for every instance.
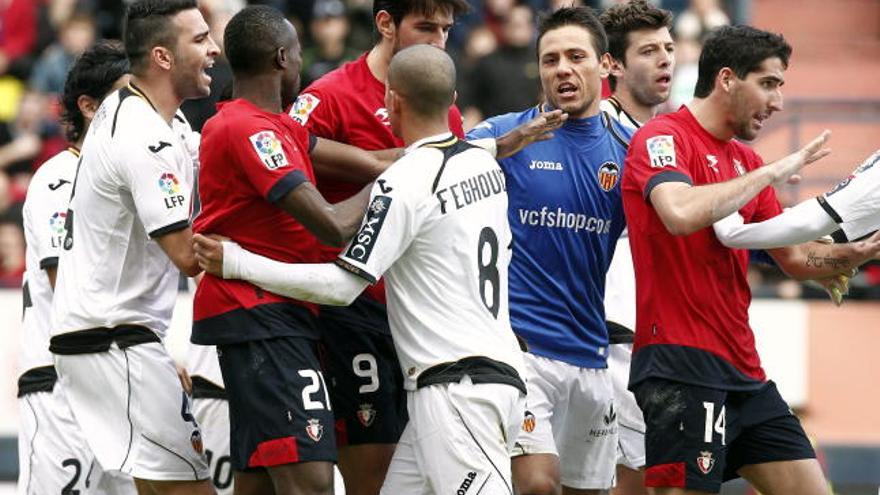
[467,7,632,495]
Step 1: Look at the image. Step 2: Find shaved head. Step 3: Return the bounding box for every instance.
[388,45,455,118]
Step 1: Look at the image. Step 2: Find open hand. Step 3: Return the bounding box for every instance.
[496,109,568,158]
[770,130,831,186]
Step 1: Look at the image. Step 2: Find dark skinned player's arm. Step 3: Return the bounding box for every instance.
[276,180,372,248]
[309,136,401,183]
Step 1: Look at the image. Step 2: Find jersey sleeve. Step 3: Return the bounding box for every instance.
[290,87,339,140]
[120,131,193,238]
[229,118,311,203]
[26,168,72,269]
[465,117,503,141]
[334,159,424,283]
[818,149,880,227]
[626,124,694,202]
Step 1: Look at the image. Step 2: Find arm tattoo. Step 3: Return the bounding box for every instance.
[805,250,849,270]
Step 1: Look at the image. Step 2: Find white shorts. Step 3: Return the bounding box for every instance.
[512,354,617,490]
[381,376,525,495]
[55,342,211,481]
[608,343,646,470]
[193,397,233,495]
[17,387,136,495]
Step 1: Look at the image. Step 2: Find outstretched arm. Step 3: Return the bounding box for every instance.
[713,199,837,249]
[309,137,400,182]
[193,234,368,306]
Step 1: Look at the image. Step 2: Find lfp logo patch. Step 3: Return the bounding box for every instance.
[49,211,67,234]
[290,93,320,126]
[249,131,289,170]
[158,173,180,195]
[647,135,676,168]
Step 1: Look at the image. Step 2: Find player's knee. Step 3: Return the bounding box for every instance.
[515,473,562,495]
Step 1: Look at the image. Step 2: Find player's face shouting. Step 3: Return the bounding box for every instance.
[729,56,785,141]
[619,27,675,107]
[538,25,609,119]
[170,8,220,99]
[393,8,455,53]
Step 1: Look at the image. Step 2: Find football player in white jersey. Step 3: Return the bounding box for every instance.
[598,2,674,493]
[18,40,137,495]
[49,1,220,493]
[194,45,527,494]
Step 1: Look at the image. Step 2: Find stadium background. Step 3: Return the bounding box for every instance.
[0,0,877,493]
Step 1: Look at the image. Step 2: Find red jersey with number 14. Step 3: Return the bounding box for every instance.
[622,106,783,391]
[290,52,465,304]
[192,98,321,345]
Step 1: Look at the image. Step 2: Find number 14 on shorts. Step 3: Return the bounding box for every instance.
[702,401,726,445]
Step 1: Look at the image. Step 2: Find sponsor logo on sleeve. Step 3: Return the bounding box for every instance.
[159,172,186,209]
[49,211,67,247]
[647,135,676,168]
[826,175,855,197]
[344,196,392,264]
[290,93,320,125]
[249,130,289,170]
[597,161,620,191]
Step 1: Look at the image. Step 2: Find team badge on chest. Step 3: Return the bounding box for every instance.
[597,162,620,192]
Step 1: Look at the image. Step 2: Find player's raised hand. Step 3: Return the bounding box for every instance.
[496,109,568,158]
[192,233,225,277]
[768,130,831,186]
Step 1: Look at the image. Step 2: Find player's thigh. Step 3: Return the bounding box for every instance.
[380,423,430,495]
[633,378,729,494]
[320,303,406,448]
[738,459,830,495]
[337,443,396,495]
[511,354,565,458]
[608,344,646,471]
[17,390,93,495]
[410,378,523,494]
[267,460,335,495]
[193,397,234,495]
[553,368,616,491]
[217,336,336,475]
[512,454,561,495]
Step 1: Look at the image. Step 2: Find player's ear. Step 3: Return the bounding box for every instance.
[276,46,287,70]
[375,10,395,42]
[152,46,173,71]
[599,52,612,79]
[608,55,625,79]
[77,95,99,120]
[718,67,735,93]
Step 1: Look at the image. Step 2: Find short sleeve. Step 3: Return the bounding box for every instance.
[335,164,422,284]
[289,89,338,140]
[121,135,193,238]
[625,125,694,202]
[230,120,311,203]
[465,117,503,141]
[26,168,73,269]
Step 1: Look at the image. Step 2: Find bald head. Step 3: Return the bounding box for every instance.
[388,45,456,119]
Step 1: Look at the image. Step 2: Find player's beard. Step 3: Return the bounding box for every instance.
[630,71,668,108]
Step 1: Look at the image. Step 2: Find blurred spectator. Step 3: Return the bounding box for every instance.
[0,0,37,78]
[29,11,95,95]
[674,0,729,40]
[0,220,24,287]
[456,25,498,129]
[462,5,539,125]
[301,0,359,88]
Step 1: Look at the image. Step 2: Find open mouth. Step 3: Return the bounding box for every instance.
[656,73,672,85]
[557,82,578,98]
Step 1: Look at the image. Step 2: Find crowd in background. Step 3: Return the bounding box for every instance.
[2,0,877,298]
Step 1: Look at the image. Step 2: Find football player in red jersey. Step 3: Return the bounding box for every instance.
[622,25,880,495]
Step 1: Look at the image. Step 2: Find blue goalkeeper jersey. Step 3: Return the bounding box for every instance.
[467,106,631,368]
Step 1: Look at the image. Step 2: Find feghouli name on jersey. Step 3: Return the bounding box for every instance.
[435,168,506,214]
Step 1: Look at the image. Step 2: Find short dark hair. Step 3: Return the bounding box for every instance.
[599,0,673,90]
[225,5,292,76]
[372,0,470,26]
[694,25,791,98]
[537,6,607,60]
[61,40,130,142]
[124,0,197,74]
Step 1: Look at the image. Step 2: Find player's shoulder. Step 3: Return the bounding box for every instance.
[109,89,177,145]
[24,148,78,204]
[469,106,540,138]
[301,54,365,96]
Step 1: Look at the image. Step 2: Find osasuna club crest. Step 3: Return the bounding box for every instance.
[306,418,324,442]
[597,162,620,192]
[357,403,377,427]
[697,451,716,474]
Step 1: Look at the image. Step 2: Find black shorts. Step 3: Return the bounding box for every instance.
[319,296,407,447]
[218,336,336,471]
[633,378,815,493]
